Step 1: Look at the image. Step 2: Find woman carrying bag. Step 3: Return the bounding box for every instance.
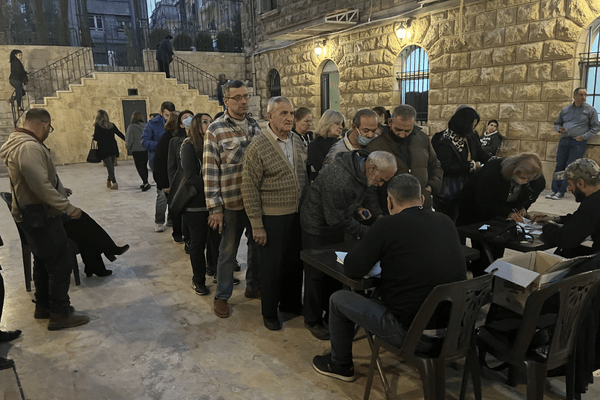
[93,110,125,190]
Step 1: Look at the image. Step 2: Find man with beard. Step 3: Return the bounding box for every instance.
[532,158,600,257]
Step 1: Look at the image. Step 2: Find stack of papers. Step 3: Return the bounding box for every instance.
[336,251,381,278]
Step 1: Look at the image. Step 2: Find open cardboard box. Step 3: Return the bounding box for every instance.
[485,251,589,315]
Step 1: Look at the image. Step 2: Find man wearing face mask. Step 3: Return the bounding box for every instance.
[367,104,443,210]
[532,158,600,258]
[323,109,379,166]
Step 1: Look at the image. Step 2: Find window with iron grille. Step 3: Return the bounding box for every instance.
[581,23,600,114]
[261,0,277,13]
[269,69,281,98]
[396,45,429,123]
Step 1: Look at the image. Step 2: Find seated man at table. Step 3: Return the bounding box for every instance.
[311,174,467,381]
[300,150,396,340]
[532,158,600,258]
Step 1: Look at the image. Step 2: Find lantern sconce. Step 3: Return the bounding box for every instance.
[395,19,412,40]
[314,39,327,55]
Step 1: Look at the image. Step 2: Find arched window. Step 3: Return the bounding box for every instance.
[582,22,600,113]
[320,60,340,114]
[268,69,281,98]
[396,45,429,123]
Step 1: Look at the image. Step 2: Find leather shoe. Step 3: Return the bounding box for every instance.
[0,330,22,343]
[0,357,14,371]
[48,311,91,331]
[244,288,262,300]
[85,269,112,278]
[263,316,282,331]
[105,244,130,261]
[192,281,210,296]
[305,322,330,340]
[214,299,230,318]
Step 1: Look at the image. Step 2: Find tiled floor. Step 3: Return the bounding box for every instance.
[0,161,597,400]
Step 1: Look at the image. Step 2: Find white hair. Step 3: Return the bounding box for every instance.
[267,96,293,114]
[367,151,397,172]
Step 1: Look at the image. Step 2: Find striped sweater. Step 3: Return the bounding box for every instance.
[202,112,261,213]
[242,125,308,229]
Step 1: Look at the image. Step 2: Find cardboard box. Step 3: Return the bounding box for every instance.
[485,251,577,315]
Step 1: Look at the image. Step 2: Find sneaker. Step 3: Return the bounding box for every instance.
[141,183,151,192]
[244,288,262,299]
[312,354,355,382]
[110,182,118,190]
[551,192,564,200]
[0,330,22,343]
[305,322,330,340]
[214,299,230,318]
[106,179,112,188]
[212,277,240,285]
[192,281,210,296]
[155,223,165,232]
[47,311,91,331]
[173,234,184,243]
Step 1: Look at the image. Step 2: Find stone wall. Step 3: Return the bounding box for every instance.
[36,72,220,165]
[0,46,86,103]
[251,0,600,177]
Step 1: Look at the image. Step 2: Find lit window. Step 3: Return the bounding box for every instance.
[396,45,429,123]
[582,24,600,113]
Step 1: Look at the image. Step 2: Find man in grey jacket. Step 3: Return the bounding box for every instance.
[300,150,396,339]
[0,108,90,331]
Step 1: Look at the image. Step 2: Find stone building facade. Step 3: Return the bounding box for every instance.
[247,0,600,174]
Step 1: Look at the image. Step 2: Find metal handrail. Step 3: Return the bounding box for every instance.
[9,47,95,127]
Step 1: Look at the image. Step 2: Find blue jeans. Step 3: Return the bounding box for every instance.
[329,291,408,366]
[155,188,168,224]
[18,216,75,314]
[215,209,259,300]
[551,137,587,194]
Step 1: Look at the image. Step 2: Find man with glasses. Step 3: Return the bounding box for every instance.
[0,108,90,330]
[203,80,262,318]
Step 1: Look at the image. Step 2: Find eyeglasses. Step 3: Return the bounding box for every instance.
[225,94,251,102]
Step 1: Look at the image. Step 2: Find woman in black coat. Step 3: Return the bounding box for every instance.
[8,49,27,114]
[457,153,546,275]
[431,106,490,221]
[93,110,125,189]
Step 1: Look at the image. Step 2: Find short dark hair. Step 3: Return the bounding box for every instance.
[574,87,586,95]
[25,108,51,123]
[222,80,245,97]
[448,106,480,137]
[352,109,378,128]
[487,119,499,126]
[391,105,417,121]
[387,174,421,203]
[161,101,176,113]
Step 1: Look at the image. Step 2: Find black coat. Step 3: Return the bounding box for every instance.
[93,124,125,160]
[457,157,545,226]
[307,136,337,181]
[10,58,27,82]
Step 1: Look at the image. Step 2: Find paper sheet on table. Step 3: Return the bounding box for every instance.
[335,251,381,278]
[485,259,540,288]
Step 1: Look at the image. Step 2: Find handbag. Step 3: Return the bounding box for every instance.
[86,140,101,163]
[437,174,469,201]
[483,217,518,244]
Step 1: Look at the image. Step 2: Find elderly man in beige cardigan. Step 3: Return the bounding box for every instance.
[242,96,308,331]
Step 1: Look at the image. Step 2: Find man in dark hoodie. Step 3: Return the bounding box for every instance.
[300,150,396,340]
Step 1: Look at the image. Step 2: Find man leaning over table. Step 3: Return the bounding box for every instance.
[300,150,397,340]
[311,174,467,381]
[532,158,600,258]
[546,87,599,200]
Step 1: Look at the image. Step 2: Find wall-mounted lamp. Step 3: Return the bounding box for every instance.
[314,40,326,55]
[395,19,412,40]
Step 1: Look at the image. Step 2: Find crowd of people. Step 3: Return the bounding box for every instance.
[0,79,599,385]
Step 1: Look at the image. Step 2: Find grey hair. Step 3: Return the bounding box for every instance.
[391,104,417,121]
[387,174,422,203]
[367,151,397,172]
[267,96,293,114]
[314,109,345,138]
[352,108,378,128]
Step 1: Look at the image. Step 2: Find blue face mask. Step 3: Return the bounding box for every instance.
[357,134,374,147]
[183,116,193,130]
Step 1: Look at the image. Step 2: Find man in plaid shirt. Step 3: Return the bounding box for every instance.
[203,80,262,318]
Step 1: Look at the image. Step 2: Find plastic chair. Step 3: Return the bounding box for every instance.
[476,269,600,400]
[363,274,493,400]
[0,192,80,290]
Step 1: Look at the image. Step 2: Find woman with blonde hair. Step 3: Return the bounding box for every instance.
[307,109,345,180]
[93,109,125,189]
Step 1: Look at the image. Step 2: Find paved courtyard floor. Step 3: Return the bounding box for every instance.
[0,160,597,400]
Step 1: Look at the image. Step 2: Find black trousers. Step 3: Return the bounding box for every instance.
[157,60,170,78]
[258,214,304,318]
[132,151,148,185]
[184,211,210,285]
[302,230,344,325]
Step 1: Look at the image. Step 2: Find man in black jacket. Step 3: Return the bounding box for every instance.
[312,174,467,381]
[300,150,396,340]
[156,35,174,78]
[533,158,600,258]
